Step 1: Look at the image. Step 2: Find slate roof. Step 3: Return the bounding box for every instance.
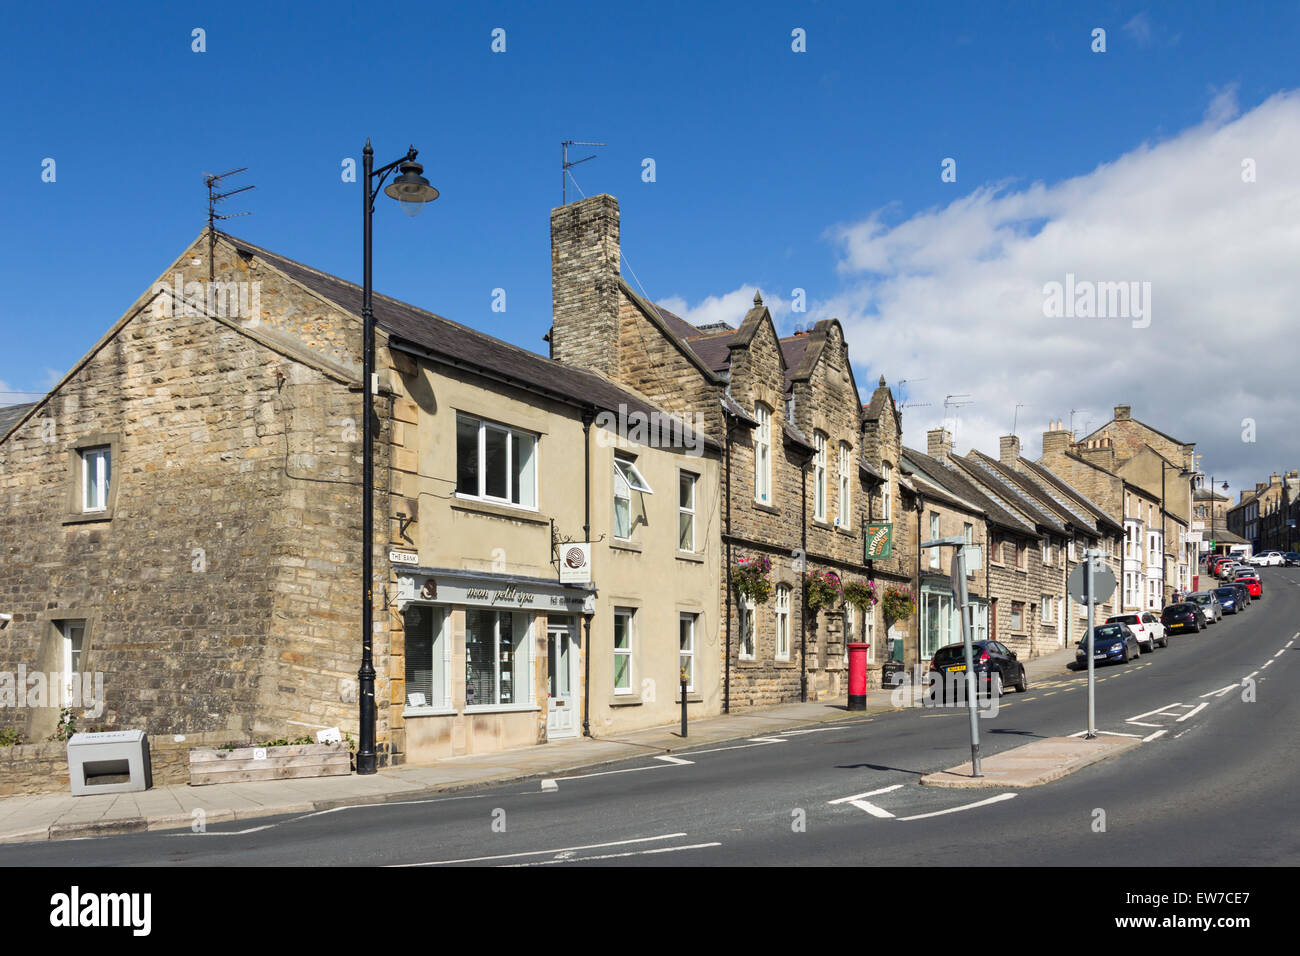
[954,453,1069,536]
[969,451,1099,536]
[218,232,718,452]
[0,403,36,438]
[1018,458,1125,534]
[902,447,1036,535]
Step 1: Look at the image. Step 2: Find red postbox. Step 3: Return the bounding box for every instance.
[847,642,871,710]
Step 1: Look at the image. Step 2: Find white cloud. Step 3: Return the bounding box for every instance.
[1123,12,1153,47]
[815,89,1300,491]
[657,285,792,331]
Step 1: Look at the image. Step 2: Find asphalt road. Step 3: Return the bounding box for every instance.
[6,568,1298,867]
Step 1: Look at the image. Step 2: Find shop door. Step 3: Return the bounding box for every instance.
[547,618,579,739]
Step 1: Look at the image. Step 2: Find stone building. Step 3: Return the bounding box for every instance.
[0,227,721,767]
[548,193,913,706]
[1037,421,1168,613]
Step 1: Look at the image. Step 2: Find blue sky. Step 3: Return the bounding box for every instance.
[2,1,1298,491]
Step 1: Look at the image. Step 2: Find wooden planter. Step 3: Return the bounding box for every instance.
[188,742,352,786]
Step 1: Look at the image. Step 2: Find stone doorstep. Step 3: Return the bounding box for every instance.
[919,736,1141,789]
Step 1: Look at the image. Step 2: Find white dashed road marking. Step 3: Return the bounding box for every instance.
[391,832,690,867]
[1177,702,1208,722]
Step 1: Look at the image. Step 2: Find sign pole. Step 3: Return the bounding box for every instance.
[954,544,980,777]
[1086,550,1096,739]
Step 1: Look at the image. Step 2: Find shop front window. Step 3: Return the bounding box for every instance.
[466,609,531,707]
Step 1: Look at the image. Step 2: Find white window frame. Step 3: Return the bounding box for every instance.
[929,512,941,569]
[774,585,790,661]
[403,605,452,714]
[613,608,635,695]
[1010,602,1024,631]
[738,598,756,660]
[864,610,875,664]
[455,414,538,510]
[837,442,851,528]
[60,620,86,708]
[678,471,696,552]
[679,613,696,693]
[813,431,827,522]
[81,446,110,513]
[1040,596,1052,623]
[1041,538,1051,564]
[754,404,772,504]
[614,455,654,541]
[881,462,893,520]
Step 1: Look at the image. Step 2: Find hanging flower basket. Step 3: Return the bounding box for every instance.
[881,585,915,623]
[733,554,772,605]
[804,570,843,615]
[842,578,878,613]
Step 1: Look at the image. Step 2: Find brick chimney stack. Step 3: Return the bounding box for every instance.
[1041,420,1074,459]
[1114,405,1132,421]
[550,194,621,378]
[999,434,1021,465]
[927,427,953,459]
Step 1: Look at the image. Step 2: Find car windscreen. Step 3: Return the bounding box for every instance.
[1108,615,1139,624]
[1163,604,1194,614]
[1087,625,1125,643]
[932,645,980,665]
[1213,588,1236,599]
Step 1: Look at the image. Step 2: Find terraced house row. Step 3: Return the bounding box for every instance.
[0,191,1201,779]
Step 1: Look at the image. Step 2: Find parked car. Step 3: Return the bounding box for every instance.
[1187,591,1222,623]
[1232,581,1252,607]
[1283,552,1300,566]
[929,640,1028,699]
[1106,611,1168,650]
[1249,551,1285,566]
[1162,602,1207,634]
[1076,622,1141,666]
[1235,575,1263,598]
[1213,585,1243,614]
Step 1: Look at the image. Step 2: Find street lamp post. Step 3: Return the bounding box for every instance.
[356,140,439,775]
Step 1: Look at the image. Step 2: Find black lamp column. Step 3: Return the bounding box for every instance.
[357,139,438,775]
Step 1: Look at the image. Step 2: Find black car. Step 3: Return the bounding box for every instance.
[1232,581,1252,607]
[1213,585,1243,614]
[1076,623,1141,666]
[1162,602,1206,634]
[928,640,1028,700]
[1284,552,1300,567]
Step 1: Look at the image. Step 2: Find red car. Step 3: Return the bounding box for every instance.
[1235,576,1262,598]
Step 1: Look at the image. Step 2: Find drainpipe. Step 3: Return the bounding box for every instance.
[724,412,733,714]
[800,455,808,702]
[984,518,993,640]
[581,407,594,738]
[1120,480,1127,613]
[915,497,923,676]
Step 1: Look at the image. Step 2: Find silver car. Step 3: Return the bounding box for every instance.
[1188,591,1222,624]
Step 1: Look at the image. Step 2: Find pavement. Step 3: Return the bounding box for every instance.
[0,645,1081,845]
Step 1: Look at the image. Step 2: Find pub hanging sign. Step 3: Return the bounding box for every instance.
[865,522,893,560]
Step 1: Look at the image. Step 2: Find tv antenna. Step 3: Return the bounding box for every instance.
[1012,403,1026,435]
[943,393,974,431]
[561,141,604,205]
[204,167,256,279]
[896,377,927,404]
